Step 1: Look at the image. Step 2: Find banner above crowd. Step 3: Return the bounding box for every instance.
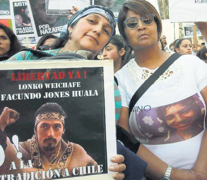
[169,0,207,22]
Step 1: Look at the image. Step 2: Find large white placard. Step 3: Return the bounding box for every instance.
[0,60,117,180]
[169,0,207,22]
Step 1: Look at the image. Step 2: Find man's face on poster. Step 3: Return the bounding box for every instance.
[164,103,196,131]
[95,0,116,8]
[33,0,57,25]
[15,14,23,27]
[36,120,64,152]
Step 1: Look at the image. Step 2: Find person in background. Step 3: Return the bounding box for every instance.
[158,39,165,51]
[174,38,192,55]
[196,46,207,62]
[36,34,58,50]
[160,35,170,52]
[169,42,175,52]
[115,0,207,179]
[102,34,131,73]
[0,23,21,61]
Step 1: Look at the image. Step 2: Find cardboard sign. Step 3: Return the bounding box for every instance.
[169,0,207,22]
[29,0,68,37]
[93,0,128,17]
[0,0,10,18]
[182,23,202,38]
[0,60,116,180]
[46,0,92,15]
[10,0,35,37]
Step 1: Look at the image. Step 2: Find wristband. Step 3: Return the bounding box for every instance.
[161,165,173,180]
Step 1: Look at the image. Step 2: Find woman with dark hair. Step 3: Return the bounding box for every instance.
[6,5,149,180]
[36,34,58,50]
[0,23,21,61]
[174,38,192,55]
[115,0,207,179]
[196,46,207,61]
[102,34,131,73]
[158,39,165,51]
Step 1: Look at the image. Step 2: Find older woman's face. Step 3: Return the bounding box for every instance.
[176,39,192,55]
[0,29,11,57]
[68,14,112,57]
[124,10,158,50]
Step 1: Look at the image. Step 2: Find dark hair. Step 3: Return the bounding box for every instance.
[0,23,21,57]
[52,5,116,50]
[174,38,191,52]
[159,39,165,51]
[196,46,207,61]
[108,34,132,66]
[118,0,162,42]
[35,102,67,118]
[36,34,58,50]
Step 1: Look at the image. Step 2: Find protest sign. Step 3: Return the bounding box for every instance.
[93,0,128,17]
[182,23,202,38]
[0,0,10,18]
[29,0,68,37]
[0,60,116,180]
[169,0,207,22]
[45,0,92,15]
[10,0,35,37]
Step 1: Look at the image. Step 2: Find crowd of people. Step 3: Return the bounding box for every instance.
[1,0,207,180]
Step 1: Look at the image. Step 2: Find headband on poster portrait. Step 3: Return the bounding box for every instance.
[66,5,116,39]
[35,112,65,127]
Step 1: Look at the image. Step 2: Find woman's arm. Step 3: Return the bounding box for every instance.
[193,86,207,175]
[194,22,207,44]
[119,106,207,180]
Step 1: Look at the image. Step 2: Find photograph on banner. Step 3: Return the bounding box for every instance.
[93,0,127,17]
[131,93,205,145]
[0,0,10,17]
[169,0,207,22]
[45,0,92,15]
[29,0,68,37]
[11,0,34,36]
[0,60,116,180]
[182,23,202,38]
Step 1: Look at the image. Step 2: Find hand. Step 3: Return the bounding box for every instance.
[0,107,19,131]
[171,168,207,180]
[109,155,126,180]
[68,6,79,19]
